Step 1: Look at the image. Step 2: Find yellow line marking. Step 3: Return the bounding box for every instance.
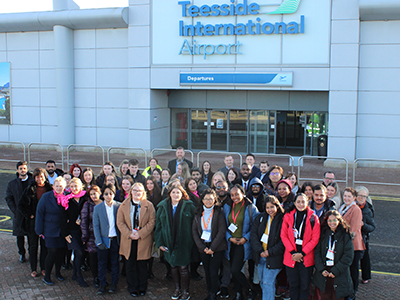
[371,270,400,277]
[370,196,400,202]
[0,216,11,223]
[0,229,12,232]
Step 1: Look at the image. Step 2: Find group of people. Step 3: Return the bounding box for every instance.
[5,148,376,300]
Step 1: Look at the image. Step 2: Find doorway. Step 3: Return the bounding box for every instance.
[191,110,228,151]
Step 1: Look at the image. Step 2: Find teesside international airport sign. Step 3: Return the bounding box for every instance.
[178,0,305,59]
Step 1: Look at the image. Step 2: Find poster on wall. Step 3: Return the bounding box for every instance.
[0,62,10,124]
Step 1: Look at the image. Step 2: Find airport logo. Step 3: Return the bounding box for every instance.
[268,0,301,15]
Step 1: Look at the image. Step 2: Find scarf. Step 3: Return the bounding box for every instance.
[54,190,86,210]
[339,201,356,216]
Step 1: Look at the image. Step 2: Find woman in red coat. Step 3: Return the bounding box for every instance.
[281,193,320,300]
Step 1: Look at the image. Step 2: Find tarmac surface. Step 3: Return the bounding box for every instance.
[0,151,399,299]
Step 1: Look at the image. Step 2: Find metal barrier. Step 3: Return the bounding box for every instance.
[28,143,64,170]
[0,141,26,164]
[353,158,400,187]
[107,147,148,167]
[151,148,194,164]
[67,144,105,169]
[251,153,295,173]
[298,156,349,186]
[196,151,243,168]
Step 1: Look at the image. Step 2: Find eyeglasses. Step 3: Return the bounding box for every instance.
[216,186,227,190]
[104,192,114,196]
[251,184,260,188]
[324,177,335,180]
[270,172,280,176]
[132,189,143,193]
[358,195,368,199]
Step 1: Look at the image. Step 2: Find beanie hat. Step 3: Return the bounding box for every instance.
[276,179,292,191]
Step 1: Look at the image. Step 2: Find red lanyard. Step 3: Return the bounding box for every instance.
[202,209,214,231]
[232,201,244,224]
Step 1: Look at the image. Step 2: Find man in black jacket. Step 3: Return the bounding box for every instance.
[167,147,193,175]
[5,161,34,263]
[246,177,266,213]
[309,184,335,224]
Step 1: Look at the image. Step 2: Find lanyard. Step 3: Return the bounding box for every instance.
[232,201,245,224]
[293,212,306,239]
[266,216,272,235]
[328,235,336,252]
[202,209,214,231]
[132,202,140,230]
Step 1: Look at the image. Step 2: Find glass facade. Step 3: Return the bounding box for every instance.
[172,109,328,156]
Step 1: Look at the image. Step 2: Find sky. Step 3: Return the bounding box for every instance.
[0,0,129,13]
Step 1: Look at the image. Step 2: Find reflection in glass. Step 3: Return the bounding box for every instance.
[229,110,248,153]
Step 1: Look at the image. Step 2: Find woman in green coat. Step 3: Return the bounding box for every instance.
[313,210,354,300]
[155,184,196,300]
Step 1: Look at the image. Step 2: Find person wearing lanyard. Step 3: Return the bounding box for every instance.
[313,210,354,300]
[338,188,365,300]
[155,184,196,300]
[223,184,259,300]
[60,177,88,288]
[117,183,156,297]
[250,195,285,300]
[281,193,320,300]
[192,189,227,300]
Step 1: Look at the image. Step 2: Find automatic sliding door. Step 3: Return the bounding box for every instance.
[229,110,248,153]
[210,111,228,151]
[191,110,207,150]
[249,110,268,153]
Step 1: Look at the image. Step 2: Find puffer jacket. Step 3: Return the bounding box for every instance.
[313,225,354,299]
[251,210,284,269]
[80,198,98,253]
[281,207,320,268]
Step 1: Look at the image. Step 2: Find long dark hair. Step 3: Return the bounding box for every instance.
[322,210,349,233]
[263,195,284,214]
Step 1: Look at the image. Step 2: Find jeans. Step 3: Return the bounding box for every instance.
[257,257,281,300]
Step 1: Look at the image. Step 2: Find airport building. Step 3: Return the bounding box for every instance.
[0,0,399,161]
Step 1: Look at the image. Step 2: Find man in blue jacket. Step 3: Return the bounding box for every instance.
[93,184,121,295]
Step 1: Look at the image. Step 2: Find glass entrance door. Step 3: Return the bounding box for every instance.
[276,111,306,156]
[191,110,228,151]
[210,110,228,151]
[191,110,208,150]
[229,110,248,153]
[249,110,269,153]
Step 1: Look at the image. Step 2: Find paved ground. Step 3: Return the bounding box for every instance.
[0,149,399,299]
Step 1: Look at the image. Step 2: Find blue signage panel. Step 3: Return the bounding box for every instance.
[180,72,293,86]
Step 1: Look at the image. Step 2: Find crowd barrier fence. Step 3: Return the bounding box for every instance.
[28,143,64,170]
[196,151,243,168]
[67,144,105,169]
[353,158,400,187]
[298,156,349,186]
[3,141,400,190]
[0,141,26,165]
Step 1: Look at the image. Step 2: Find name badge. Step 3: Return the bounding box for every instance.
[295,239,303,246]
[261,234,269,244]
[228,223,238,233]
[326,249,334,260]
[293,228,298,237]
[326,260,334,266]
[201,231,211,241]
